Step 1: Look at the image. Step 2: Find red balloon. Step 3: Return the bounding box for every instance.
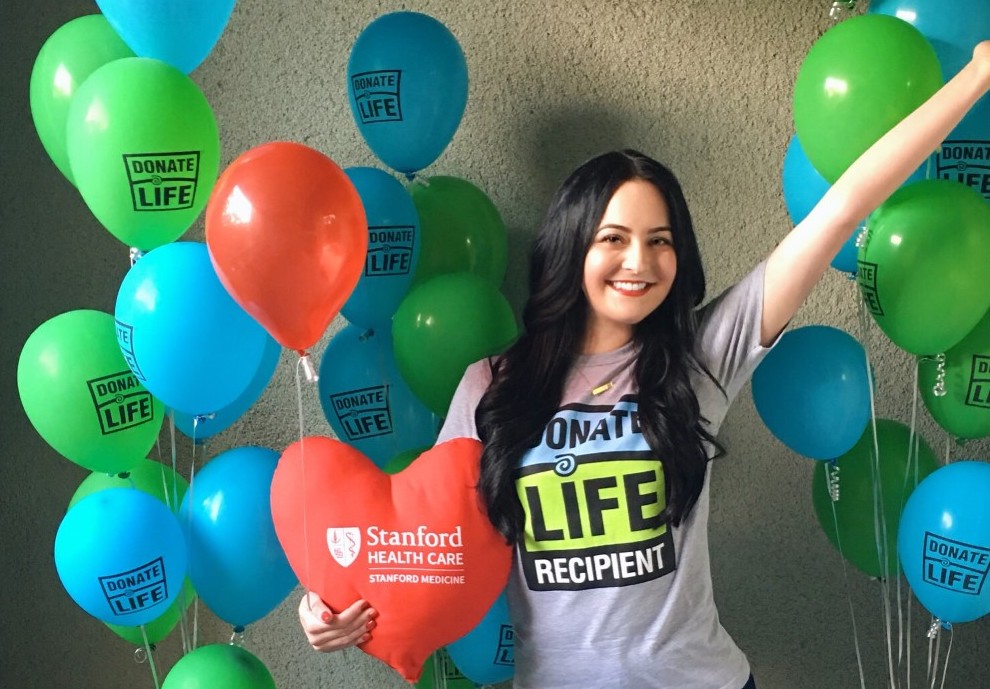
[206,142,367,353]
[270,436,512,683]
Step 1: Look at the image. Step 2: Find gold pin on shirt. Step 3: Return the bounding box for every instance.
[592,381,613,396]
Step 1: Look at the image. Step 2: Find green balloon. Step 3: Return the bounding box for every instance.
[382,446,430,474]
[29,15,135,185]
[410,176,508,287]
[162,644,275,689]
[17,310,164,474]
[69,458,189,510]
[919,309,990,439]
[106,579,195,646]
[65,57,220,250]
[812,419,939,578]
[857,180,990,355]
[793,14,942,182]
[393,273,517,416]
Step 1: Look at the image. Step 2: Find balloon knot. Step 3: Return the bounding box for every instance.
[298,352,319,383]
[933,353,948,397]
[828,1,858,21]
[825,462,841,502]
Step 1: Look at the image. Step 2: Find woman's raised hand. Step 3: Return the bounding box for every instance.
[297,591,379,652]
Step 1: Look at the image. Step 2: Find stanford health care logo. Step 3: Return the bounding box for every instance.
[327,528,362,568]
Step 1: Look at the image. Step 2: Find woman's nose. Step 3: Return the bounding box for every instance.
[621,240,646,272]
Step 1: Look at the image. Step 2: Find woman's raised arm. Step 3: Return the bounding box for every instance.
[761,41,990,346]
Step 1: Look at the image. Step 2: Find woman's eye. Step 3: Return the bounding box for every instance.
[601,234,622,243]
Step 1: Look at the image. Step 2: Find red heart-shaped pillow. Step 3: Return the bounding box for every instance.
[270,436,512,682]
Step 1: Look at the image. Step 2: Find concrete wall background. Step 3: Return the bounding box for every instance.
[3,1,989,687]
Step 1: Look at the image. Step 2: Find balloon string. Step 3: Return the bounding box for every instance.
[896,364,923,686]
[431,650,442,689]
[827,473,868,689]
[189,429,200,652]
[168,413,192,656]
[296,356,314,613]
[938,626,954,689]
[140,625,161,689]
[857,293,898,689]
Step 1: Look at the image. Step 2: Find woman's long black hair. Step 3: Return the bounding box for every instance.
[475,149,724,543]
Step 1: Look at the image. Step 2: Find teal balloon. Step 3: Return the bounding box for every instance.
[95,0,236,74]
[898,461,990,623]
[115,242,270,415]
[868,0,990,80]
[868,0,990,203]
[55,488,187,626]
[318,325,438,467]
[393,273,517,416]
[347,12,467,174]
[171,333,281,441]
[752,326,871,460]
[179,447,296,628]
[341,167,421,329]
[446,591,514,685]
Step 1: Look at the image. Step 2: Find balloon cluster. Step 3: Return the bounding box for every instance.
[22,5,289,687]
[304,12,517,683]
[25,6,517,687]
[770,1,990,630]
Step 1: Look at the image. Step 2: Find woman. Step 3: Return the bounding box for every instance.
[300,42,990,689]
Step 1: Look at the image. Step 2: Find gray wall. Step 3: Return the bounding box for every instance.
[3,1,989,687]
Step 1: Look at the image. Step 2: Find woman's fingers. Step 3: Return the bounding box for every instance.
[297,592,379,652]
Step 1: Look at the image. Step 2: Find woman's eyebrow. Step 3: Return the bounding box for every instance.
[597,223,672,232]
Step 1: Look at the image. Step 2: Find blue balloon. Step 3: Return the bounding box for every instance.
[340,167,421,329]
[318,324,439,467]
[55,488,187,626]
[782,135,927,274]
[179,446,296,628]
[898,461,990,623]
[752,325,871,460]
[782,136,832,227]
[869,0,990,203]
[782,136,855,273]
[95,0,236,74]
[869,0,990,81]
[115,242,269,416]
[930,96,990,203]
[171,334,281,441]
[347,12,468,175]
[446,591,515,685]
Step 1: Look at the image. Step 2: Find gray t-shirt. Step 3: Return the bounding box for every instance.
[438,262,774,689]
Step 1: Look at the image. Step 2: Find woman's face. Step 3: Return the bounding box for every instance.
[581,179,677,353]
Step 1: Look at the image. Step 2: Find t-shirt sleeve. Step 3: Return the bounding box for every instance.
[436,359,495,443]
[695,259,780,403]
